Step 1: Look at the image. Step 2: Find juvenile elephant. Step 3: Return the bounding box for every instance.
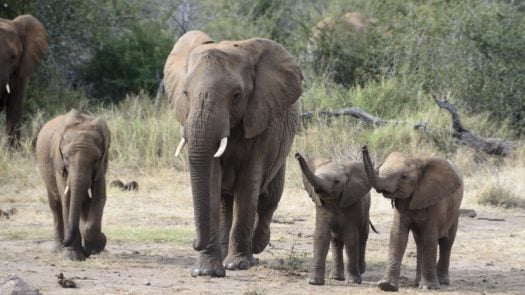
[362,145,463,291]
[0,15,49,148]
[296,153,373,285]
[36,109,110,260]
[163,31,302,277]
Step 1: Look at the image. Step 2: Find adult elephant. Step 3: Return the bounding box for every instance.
[163,31,302,277]
[36,109,111,260]
[0,14,49,148]
[362,146,463,291]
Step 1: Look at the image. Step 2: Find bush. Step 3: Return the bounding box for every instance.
[81,22,172,102]
[476,184,525,209]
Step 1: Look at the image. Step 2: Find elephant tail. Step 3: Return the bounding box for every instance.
[369,220,379,234]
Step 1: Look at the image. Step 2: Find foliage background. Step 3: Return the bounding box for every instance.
[1,0,524,150]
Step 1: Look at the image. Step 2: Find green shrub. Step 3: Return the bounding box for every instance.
[476,184,525,209]
[81,22,172,102]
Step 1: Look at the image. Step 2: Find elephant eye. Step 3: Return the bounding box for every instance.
[400,173,408,180]
[232,92,241,104]
[333,179,340,184]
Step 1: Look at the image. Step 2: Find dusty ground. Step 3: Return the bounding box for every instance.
[1,168,525,294]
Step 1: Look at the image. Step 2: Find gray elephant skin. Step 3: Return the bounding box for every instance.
[362,145,463,291]
[163,31,302,277]
[36,109,111,261]
[296,153,373,285]
[0,15,49,148]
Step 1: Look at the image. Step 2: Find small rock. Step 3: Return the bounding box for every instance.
[145,282,151,286]
[0,274,40,294]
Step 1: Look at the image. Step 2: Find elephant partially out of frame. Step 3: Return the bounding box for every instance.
[296,153,373,285]
[362,145,463,291]
[163,31,302,277]
[0,15,49,148]
[36,109,111,260]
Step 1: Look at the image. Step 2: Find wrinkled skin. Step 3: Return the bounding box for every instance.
[0,15,49,148]
[36,109,111,261]
[362,146,463,291]
[296,153,372,285]
[163,31,302,277]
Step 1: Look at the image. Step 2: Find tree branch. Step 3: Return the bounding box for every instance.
[433,96,516,156]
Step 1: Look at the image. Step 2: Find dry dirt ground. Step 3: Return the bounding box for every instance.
[1,168,525,294]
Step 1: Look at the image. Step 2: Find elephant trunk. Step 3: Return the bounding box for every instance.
[295,153,330,194]
[186,111,228,251]
[63,164,91,247]
[362,145,388,192]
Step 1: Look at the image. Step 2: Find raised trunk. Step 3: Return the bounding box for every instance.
[295,153,331,194]
[63,167,90,247]
[361,146,378,187]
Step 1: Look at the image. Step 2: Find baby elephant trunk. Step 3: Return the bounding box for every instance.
[295,153,330,194]
[63,170,91,247]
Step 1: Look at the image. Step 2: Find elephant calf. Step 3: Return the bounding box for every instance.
[36,109,111,260]
[362,145,463,291]
[296,153,373,285]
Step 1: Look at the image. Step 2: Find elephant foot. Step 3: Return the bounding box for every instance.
[329,270,345,281]
[191,256,225,277]
[308,273,325,285]
[252,221,271,254]
[438,274,450,285]
[378,279,399,292]
[64,248,86,261]
[83,232,107,255]
[419,280,440,290]
[346,272,362,284]
[224,254,257,270]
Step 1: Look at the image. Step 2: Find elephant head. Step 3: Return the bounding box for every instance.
[163,31,302,250]
[362,145,461,209]
[0,15,49,146]
[59,110,110,248]
[296,153,370,208]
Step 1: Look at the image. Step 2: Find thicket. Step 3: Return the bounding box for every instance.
[1,0,524,139]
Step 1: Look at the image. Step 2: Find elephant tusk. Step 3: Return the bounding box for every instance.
[64,185,69,196]
[175,138,186,157]
[5,83,10,94]
[88,188,92,199]
[213,137,228,158]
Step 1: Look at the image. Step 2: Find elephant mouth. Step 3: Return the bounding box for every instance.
[377,189,395,198]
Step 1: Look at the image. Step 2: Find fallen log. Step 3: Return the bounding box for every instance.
[302,107,426,129]
[433,96,516,156]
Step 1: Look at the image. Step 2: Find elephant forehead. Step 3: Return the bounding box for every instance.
[316,163,345,178]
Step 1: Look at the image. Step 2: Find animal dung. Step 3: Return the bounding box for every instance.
[56,273,76,288]
[110,179,139,191]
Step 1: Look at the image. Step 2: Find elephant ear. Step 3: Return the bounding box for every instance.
[163,31,214,126]
[242,38,302,139]
[90,117,111,181]
[409,157,462,210]
[339,162,371,208]
[12,15,49,77]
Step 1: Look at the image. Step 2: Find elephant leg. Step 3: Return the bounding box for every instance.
[192,160,225,277]
[81,182,107,255]
[359,225,369,274]
[220,193,233,259]
[252,166,285,254]
[418,228,440,290]
[61,197,85,261]
[309,220,331,285]
[413,231,423,286]
[378,213,409,292]
[344,229,362,284]
[437,220,458,285]
[329,238,345,281]
[223,184,259,270]
[47,192,64,252]
[5,82,26,148]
